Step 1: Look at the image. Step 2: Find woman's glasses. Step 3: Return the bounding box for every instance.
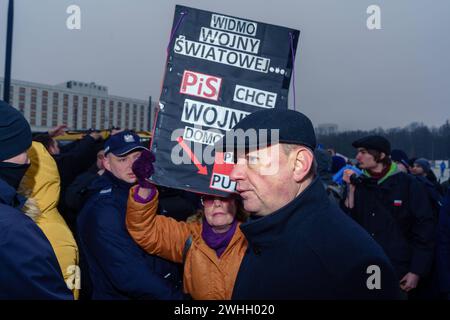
[201,195,236,207]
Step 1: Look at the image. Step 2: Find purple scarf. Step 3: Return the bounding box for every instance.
[202,218,238,258]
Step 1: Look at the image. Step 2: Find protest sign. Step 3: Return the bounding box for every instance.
[150,5,299,195]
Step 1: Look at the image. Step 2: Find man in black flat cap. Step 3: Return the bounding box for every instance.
[342,135,435,297]
[216,109,400,299]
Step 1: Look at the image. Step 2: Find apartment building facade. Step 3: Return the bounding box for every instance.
[0,78,156,132]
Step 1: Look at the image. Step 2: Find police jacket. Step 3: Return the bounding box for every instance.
[77,171,184,300]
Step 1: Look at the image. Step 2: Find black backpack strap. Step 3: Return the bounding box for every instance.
[182,235,193,264]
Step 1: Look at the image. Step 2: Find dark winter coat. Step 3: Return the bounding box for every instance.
[345,166,435,279]
[232,178,401,300]
[0,178,72,300]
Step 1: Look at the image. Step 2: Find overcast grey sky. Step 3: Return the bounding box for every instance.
[1,0,449,130]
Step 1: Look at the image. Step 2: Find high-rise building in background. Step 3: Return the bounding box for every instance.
[0,77,156,132]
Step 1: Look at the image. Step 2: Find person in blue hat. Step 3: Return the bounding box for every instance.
[0,101,72,299]
[412,158,431,177]
[77,130,184,300]
[215,109,400,299]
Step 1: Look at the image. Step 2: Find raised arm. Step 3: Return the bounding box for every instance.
[126,185,196,263]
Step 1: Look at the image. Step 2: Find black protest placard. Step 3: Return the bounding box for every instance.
[150,5,299,195]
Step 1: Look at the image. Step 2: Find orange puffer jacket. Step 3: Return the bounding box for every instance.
[126,186,247,300]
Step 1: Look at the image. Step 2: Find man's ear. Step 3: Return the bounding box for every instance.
[380,152,386,161]
[103,155,111,172]
[292,148,314,183]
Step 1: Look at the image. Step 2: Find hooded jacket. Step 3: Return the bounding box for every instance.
[20,142,79,299]
[0,178,72,300]
[126,186,248,300]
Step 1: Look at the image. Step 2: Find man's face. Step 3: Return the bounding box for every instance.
[3,151,30,165]
[103,151,142,183]
[411,164,425,176]
[355,148,378,170]
[230,144,304,216]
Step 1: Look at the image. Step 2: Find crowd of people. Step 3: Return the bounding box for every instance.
[1,99,449,300]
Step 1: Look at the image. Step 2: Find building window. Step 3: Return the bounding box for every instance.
[63,94,69,125]
[92,98,97,129]
[42,90,48,125]
[31,89,37,104]
[52,92,59,126]
[132,104,137,129]
[29,89,38,126]
[82,97,88,128]
[19,88,26,113]
[109,100,114,128]
[100,99,106,129]
[73,95,79,129]
[125,103,130,129]
[117,102,122,128]
[140,105,145,130]
[30,106,36,125]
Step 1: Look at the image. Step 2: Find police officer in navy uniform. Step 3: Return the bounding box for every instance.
[77,130,184,300]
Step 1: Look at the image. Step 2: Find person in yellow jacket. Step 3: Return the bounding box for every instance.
[126,150,248,300]
[19,141,80,299]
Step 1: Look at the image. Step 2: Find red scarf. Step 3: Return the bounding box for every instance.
[368,164,390,181]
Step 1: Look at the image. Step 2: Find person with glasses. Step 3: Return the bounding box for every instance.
[126,150,248,300]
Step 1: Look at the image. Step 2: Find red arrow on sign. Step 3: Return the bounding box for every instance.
[176,136,208,175]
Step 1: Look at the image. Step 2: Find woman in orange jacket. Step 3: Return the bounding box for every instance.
[126,150,247,300]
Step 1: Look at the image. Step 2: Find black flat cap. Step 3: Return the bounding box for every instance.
[352,135,391,155]
[215,109,316,153]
